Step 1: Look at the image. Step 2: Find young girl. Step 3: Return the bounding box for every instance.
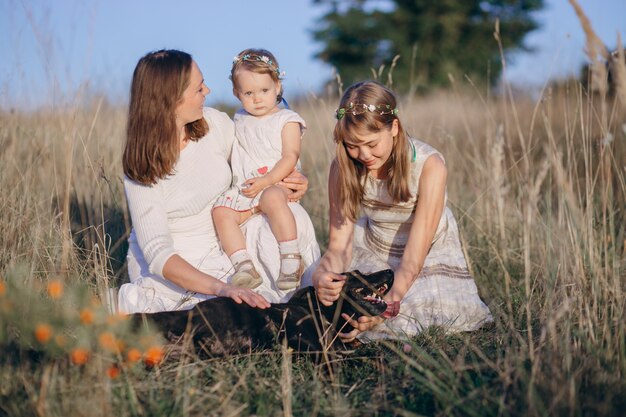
[310,81,492,340]
[213,49,305,291]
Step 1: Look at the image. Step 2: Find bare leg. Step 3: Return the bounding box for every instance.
[212,206,260,288]
[258,185,297,241]
[212,206,249,256]
[259,186,302,290]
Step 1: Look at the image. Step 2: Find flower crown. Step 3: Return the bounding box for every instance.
[335,102,399,120]
[232,54,285,78]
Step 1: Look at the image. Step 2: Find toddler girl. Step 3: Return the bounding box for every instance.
[213,48,305,291]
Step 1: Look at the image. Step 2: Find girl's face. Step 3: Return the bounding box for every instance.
[233,69,281,117]
[176,61,210,127]
[343,119,399,177]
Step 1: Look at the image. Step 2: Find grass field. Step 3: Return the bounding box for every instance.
[1,19,626,417]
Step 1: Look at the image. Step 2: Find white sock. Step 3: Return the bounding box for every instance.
[230,249,252,271]
[279,240,300,275]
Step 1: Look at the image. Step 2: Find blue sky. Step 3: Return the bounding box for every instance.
[0,0,624,109]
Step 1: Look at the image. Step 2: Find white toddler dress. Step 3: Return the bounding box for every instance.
[214,108,306,211]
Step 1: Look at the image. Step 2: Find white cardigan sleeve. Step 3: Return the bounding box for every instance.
[123,177,176,277]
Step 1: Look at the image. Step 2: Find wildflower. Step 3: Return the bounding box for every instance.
[98,331,118,353]
[47,280,63,299]
[126,348,142,364]
[79,308,94,325]
[70,348,90,365]
[34,324,53,344]
[106,366,120,379]
[0,281,6,296]
[402,343,412,353]
[144,346,164,367]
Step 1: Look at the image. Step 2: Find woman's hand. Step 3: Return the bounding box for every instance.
[217,285,271,309]
[278,169,308,202]
[313,271,346,306]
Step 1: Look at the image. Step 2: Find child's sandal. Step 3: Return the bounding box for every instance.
[276,253,303,290]
[231,259,262,289]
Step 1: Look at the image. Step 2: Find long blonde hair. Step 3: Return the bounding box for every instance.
[333,81,411,222]
[123,49,208,185]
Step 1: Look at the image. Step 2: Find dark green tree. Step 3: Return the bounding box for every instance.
[312,0,544,92]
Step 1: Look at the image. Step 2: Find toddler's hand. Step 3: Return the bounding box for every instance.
[242,177,266,198]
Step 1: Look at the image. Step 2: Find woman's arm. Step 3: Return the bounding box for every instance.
[312,161,356,306]
[124,178,269,309]
[162,255,269,308]
[386,154,447,303]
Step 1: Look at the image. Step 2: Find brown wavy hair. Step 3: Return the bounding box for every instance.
[333,81,411,222]
[230,48,284,102]
[123,49,208,185]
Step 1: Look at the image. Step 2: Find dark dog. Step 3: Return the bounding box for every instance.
[131,269,393,357]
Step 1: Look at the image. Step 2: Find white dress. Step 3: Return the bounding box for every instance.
[118,108,320,314]
[303,138,492,340]
[213,108,306,211]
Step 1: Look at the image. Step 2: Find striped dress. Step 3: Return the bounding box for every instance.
[352,138,493,340]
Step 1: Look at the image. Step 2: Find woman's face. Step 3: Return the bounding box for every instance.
[233,69,281,117]
[343,119,399,177]
[176,61,210,127]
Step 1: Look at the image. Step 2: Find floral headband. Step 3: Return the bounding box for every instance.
[335,102,399,120]
[232,54,285,78]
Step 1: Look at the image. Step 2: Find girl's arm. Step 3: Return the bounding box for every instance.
[387,154,448,303]
[312,161,356,306]
[242,122,301,197]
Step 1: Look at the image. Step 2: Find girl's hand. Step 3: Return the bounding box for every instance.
[278,170,308,202]
[339,314,384,342]
[242,177,267,198]
[217,285,270,309]
[313,271,346,306]
[381,265,414,318]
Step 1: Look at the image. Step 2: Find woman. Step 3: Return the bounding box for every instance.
[308,81,492,341]
[118,49,320,314]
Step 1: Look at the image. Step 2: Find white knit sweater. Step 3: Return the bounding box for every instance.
[123,108,235,277]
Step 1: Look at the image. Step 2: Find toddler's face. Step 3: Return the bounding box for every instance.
[233,69,281,117]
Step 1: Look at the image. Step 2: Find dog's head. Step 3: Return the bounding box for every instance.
[338,269,394,317]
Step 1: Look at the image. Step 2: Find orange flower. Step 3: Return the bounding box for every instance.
[70,348,90,365]
[126,348,142,364]
[0,281,6,296]
[106,366,121,379]
[34,324,53,344]
[98,331,118,353]
[79,309,94,325]
[144,346,164,367]
[47,280,63,299]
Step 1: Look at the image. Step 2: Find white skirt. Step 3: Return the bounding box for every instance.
[301,217,493,340]
[118,203,320,313]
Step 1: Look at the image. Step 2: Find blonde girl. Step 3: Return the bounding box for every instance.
[310,81,491,340]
